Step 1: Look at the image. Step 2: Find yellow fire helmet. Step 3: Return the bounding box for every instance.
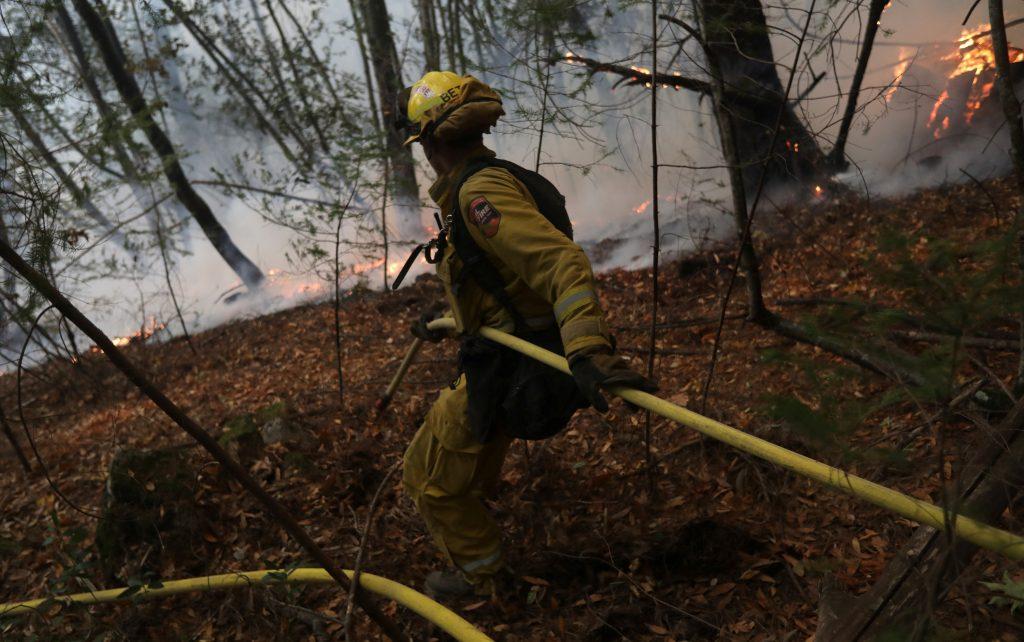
[397,71,505,146]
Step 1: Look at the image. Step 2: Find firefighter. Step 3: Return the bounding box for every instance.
[396,71,655,599]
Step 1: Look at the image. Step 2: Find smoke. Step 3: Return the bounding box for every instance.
[9,0,1024,357]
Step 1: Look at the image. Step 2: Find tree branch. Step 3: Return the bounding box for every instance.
[553,53,715,95]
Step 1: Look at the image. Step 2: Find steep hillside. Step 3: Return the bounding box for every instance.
[1,177,1022,640]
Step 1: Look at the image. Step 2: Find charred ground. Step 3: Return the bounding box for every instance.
[1,177,1022,640]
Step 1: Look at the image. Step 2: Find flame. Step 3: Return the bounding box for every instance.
[94,316,167,353]
[926,24,1024,137]
[348,257,420,279]
[631,195,689,215]
[928,89,950,135]
[885,47,913,103]
[349,258,385,274]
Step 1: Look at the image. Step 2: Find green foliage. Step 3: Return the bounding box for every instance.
[45,509,97,595]
[759,210,1023,465]
[876,224,1021,334]
[981,572,1024,615]
[218,414,259,447]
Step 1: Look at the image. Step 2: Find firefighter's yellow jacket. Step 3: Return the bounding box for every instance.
[428,146,612,358]
[402,144,614,588]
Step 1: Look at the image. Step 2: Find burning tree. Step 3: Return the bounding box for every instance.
[876,21,1024,166]
[925,24,1024,142]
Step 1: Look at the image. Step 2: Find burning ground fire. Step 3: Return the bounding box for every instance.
[88,316,167,355]
[77,257,412,360]
[229,260,411,302]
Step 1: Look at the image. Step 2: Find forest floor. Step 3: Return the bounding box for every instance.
[1,177,1023,641]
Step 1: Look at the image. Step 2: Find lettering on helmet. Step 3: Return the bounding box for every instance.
[439,87,460,104]
[469,196,501,238]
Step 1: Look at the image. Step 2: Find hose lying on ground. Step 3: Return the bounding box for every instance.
[0,568,493,642]
[6,320,1023,636]
[412,318,1024,561]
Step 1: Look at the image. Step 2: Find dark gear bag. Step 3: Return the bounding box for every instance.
[459,327,586,443]
[450,159,589,443]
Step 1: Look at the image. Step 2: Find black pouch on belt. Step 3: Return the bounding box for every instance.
[459,327,587,444]
[500,326,587,440]
[458,336,508,444]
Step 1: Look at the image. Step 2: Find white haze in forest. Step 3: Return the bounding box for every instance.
[11,0,1024,358]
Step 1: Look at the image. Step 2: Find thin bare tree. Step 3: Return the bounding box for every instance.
[71,0,265,290]
[826,0,888,170]
[359,0,421,233]
[988,0,1024,386]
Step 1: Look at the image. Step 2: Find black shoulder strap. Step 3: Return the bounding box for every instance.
[485,159,573,240]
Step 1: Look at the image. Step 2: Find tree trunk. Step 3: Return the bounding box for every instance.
[689,2,928,405]
[816,396,1024,641]
[698,0,824,192]
[990,0,1024,195]
[0,404,31,474]
[443,0,457,71]
[360,0,421,235]
[451,0,465,74]
[349,0,381,132]
[826,0,887,170]
[71,0,265,290]
[699,19,768,321]
[988,0,1024,387]
[50,4,146,178]
[418,0,442,71]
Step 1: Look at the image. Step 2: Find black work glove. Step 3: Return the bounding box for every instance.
[569,350,657,413]
[411,305,448,343]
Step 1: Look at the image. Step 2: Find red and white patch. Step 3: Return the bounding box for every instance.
[469,196,501,238]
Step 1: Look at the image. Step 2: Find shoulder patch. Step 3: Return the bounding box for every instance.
[468,196,501,238]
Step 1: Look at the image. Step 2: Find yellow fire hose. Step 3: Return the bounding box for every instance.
[6,319,1024,635]
[0,568,493,641]
[406,318,1024,561]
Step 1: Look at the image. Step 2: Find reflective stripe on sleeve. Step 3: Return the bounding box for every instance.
[553,287,598,323]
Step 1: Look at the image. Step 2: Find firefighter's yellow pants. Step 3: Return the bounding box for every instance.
[403,379,512,587]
